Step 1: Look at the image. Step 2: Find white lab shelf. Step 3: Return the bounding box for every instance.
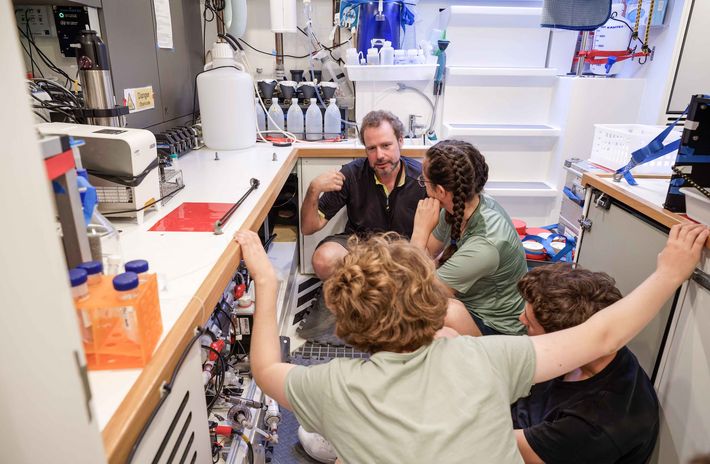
[485,181,558,198]
[447,67,559,78]
[345,64,438,82]
[443,123,561,138]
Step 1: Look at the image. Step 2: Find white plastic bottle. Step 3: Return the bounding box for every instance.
[305,98,323,141]
[197,42,256,150]
[324,99,341,140]
[255,97,266,132]
[380,41,394,65]
[267,98,285,132]
[287,98,304,140]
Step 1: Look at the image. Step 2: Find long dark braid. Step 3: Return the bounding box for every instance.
[425,140,489,265]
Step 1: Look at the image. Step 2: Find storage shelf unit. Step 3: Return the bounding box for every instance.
[443,123,561,138]
[345,64,438,82]
[485,181,558,197]
[447,67,559,78]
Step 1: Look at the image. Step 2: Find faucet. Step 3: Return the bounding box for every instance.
[407,114,427,141]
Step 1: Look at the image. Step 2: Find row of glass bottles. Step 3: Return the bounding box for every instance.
[256,97,341,141]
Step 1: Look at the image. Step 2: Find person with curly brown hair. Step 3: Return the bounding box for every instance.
[411,139,528,335]
[511,263,659,464]
[234,223,707,464]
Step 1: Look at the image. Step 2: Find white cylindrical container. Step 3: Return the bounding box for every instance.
[287,98,304,140]
[324,99,341,139]
[406,49,418,64]
[380,41,394,65]
[305,98,323,141]
[197,42,257,150]
[270,0,297,33]
[267,97,285,131]
[590,3,632,76]
[255,97,266,132]
[367,47,380,65]
[393,49,406,65]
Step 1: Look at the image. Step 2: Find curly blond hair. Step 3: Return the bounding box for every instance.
[323,233,448,353]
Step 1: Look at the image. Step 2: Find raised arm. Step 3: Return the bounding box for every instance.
[531,223,709,384]
[301,170,345,235]
[411,198,445,258]
[234,231,294,409]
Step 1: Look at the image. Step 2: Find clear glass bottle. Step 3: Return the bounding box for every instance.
[113,272,141,344]
[78,260,103,286]
[125,259,149,284]
[70,268,92,343]
[87,208,122,273]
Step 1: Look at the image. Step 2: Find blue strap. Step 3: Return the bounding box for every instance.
[563,187,585,206]
[521,233,576,262]
[614,108,687,185]
[76,172,98,224]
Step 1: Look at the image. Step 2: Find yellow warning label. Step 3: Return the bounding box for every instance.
[123,86,155,113]
[135,87,154,111]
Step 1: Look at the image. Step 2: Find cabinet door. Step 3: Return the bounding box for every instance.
[653,255,710,464]
[298,158,353,275]
[100,0,164,129]
[576,194,675,379]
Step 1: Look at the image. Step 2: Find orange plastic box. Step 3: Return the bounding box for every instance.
[75,273,163,370]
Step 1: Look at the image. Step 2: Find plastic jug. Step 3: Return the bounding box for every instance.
[324,99,341,140]
[380,41,395,65]
[255,97,266,132]
[197,42,257,150]
[267,98,285,132]
[287,98,304,140]
[305,98,323,141]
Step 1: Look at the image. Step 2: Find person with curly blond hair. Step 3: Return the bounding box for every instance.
[235,223,708,464]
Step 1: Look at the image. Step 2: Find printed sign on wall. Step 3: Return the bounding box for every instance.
[123,86,155,113]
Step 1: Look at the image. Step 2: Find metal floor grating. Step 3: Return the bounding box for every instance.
[266,343,368,464]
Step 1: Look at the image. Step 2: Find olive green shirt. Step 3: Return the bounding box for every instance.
[433,194,527,334]
[286,335,536,463]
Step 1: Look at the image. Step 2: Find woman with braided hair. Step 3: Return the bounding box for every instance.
[411,140,529,335]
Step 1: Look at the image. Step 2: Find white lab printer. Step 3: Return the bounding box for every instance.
[36,123,161,223]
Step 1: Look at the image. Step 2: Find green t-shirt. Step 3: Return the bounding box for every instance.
[433,195,527,334]
[286,336,535,464]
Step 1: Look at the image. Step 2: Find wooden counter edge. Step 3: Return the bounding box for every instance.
[103,148,300,464]
[581,172,710,249]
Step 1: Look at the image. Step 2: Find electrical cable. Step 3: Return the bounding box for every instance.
[17,27,75,84]
[33,111,49,122]
[237,38,312,59]
[126,327,206,463]
[201,344,226,411]
[101,184,184,216]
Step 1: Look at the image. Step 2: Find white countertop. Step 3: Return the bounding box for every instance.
[90,140,365,429]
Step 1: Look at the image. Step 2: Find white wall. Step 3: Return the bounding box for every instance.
[1,4,107,463]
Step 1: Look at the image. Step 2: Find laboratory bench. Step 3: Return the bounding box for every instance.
[579,173,710,463]
[96,141,427,464]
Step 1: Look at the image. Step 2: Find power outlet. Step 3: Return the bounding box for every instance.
[15,6,52,37]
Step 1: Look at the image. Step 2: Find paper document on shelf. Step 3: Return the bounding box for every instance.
[153,0,173,49]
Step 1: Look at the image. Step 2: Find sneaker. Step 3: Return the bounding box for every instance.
[298,426,337,463]
[297,291,345,345]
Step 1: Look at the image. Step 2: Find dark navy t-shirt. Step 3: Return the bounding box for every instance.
[511,347,659,464]
[318,156,426,238]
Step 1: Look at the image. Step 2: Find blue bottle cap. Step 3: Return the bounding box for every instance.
[124,259,149,274]
[69,268,88,286]
[113,272,140,291]
[78,260,103,275]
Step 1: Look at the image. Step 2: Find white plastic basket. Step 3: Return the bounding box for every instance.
[589,124,682,175]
